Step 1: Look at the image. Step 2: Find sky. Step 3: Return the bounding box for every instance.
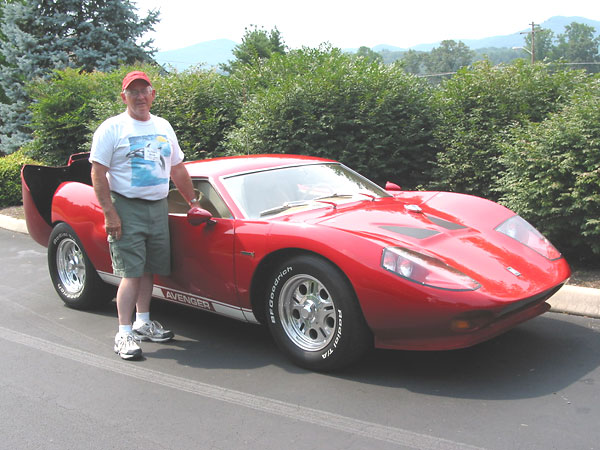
[133,0,600,52]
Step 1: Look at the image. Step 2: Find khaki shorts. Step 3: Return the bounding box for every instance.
[108,192,171,278]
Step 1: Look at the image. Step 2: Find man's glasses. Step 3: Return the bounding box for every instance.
[124,86,153,97]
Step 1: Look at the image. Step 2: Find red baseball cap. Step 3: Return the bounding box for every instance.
[122,71,152,91]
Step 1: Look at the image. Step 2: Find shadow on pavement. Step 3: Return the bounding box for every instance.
[126,299,600,399]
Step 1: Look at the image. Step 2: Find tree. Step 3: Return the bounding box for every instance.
[0,0,15,105]
[0,0,159,154]
[555,22,600,72]
[474,47,520,65]
[524,28,555,62]
[354,46,383,64]
[425,40,474,74]
[401,49,426,74]
[221,25,286,74]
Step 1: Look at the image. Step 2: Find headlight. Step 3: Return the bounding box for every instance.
[496,215,561,260]
[381,247,480,291]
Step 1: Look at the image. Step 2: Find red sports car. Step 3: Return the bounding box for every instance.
[22,153,571,371]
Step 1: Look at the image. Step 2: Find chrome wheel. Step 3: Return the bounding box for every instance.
[48,223,115,310]
[278,274,337,351]
[56,238,86,296]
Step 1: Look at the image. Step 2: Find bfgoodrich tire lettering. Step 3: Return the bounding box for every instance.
[48,223,114,310]
[267,254,372,371]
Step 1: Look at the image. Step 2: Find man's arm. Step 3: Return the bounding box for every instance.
[91,161,122,239]
[170,162,200,207]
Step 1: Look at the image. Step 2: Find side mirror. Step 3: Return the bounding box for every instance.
[187,207,214,226]
[385,181,402,191]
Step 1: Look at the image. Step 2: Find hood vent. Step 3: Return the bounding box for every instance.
[380,225,440,239]
[426,215,466,231]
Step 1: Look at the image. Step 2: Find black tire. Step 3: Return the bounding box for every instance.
[48,223,115,310]
[266,254,372,371]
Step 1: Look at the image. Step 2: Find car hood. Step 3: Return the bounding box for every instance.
[311,193,506,245]
[303,193,570,298]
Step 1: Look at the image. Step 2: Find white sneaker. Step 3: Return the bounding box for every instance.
[133,320,174,342]
[114,332,142,360]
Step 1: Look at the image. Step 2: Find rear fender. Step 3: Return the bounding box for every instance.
[51,182,112,274]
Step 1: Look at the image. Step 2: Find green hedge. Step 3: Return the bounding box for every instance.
[26,65,241,165]
[0,149,40,207]
[26,66,164,165]
[429,60,588,201]
[224,47,437,188]
[150,69,242,161]
[20,54,600,263]
[499,79,600,262]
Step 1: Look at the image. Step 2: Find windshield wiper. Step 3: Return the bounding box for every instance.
[313,193,354,201]
[259,193,368,217]
[259,200,310,217]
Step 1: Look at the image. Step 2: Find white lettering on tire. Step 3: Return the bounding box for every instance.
[53,232,69,246]
[269,266,292,323]
[321,309,342,359]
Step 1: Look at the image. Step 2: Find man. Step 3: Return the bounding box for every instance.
[90,71,200,360]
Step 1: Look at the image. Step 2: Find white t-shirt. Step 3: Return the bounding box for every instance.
[90,112,185,201]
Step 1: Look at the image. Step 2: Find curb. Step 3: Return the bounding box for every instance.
[0,214,28,234]
[1,214,599,319]
[547,285,600,319]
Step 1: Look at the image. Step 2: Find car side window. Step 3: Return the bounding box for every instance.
[167,180,233,219]
[193,179,232,219]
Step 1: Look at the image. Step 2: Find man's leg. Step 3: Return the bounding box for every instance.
[114,276,143,359]
[116,276,142,325]
[131,198,174,343]
[135,272,154,314]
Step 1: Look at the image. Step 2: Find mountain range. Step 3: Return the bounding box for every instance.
[155,16,600,72]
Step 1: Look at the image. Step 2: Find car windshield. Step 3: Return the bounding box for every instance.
[223,163,391,219]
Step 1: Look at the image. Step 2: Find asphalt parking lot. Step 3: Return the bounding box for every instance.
[1,225,600,450]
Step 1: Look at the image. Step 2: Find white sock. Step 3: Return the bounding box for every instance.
[118,324,132,335]
[136,312,150,324]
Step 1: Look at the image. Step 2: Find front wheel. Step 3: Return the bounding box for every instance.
[266,254,372,371]
[48,223,114,310]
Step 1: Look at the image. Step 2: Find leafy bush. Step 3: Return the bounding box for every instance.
[26,65,241,164]
[17,54,600,263]
[499,78,600,262]
[151,69,242,160]
[430,60,588,200]
[26,65,162,165]
[225,47,436,188]
[0,149,40,206]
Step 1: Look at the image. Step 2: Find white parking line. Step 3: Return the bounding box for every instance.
[0,326,485,450]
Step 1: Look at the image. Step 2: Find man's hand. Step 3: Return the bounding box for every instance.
[104,208,122,240]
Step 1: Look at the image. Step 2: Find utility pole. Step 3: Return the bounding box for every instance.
[520,22,539,63]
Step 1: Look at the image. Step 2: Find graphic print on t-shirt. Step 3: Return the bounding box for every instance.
[126,134,172,187]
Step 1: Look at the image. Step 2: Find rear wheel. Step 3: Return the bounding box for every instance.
[266,254,372,371]
[48,223,114,310]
